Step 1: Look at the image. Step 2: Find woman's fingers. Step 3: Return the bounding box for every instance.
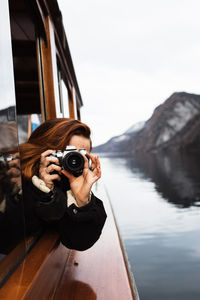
[39,150,62,188]
[40,150,59,167]
[82,153,89,169]
[86,153,96,170]
[86,153,101,178]
[46,163,61,174]
[61,169,75,182]
[40,150,54,165]
[49,173,61,181]
[96,156,101,177]
[40,164,61,180]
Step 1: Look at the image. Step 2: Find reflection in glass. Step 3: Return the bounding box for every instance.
[0,0,26,286]
[17,114,42,143]
[0,118,24,272]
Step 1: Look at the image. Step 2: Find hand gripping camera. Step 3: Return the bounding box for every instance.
[0,154,14,173]
[50,146,87,177]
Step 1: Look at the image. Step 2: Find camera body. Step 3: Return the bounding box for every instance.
[0,154,14,172]
[50,146,86,177]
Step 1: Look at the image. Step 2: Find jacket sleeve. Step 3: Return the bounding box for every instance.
[32,184,67,222]
[30,183,107,251]
[59,192,107,251]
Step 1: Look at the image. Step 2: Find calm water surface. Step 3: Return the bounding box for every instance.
[100,152,200,300]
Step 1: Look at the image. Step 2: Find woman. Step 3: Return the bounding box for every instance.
[19,118,107,251]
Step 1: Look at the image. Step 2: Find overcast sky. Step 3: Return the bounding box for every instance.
[58,0,200,146]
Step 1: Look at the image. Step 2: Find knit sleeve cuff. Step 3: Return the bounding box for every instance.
[66,190,92,208]
[32,175,51,193]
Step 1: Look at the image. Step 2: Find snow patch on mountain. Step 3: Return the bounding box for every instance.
[156,100,199,146]
[125,121,145,134]
[112,135,129,143]
[156,127,174,145]
[168,101,199,131]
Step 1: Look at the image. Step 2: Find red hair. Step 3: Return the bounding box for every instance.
[19,118,91,180]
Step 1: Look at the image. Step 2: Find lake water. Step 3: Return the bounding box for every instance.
[99,152,200,300]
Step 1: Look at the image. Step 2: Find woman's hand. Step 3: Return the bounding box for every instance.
[39,150,62,191]
[61,152,101,207]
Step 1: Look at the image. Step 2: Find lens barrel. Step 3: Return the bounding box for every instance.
[62,151,84,176]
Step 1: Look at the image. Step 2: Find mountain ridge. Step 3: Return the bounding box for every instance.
[93,92,200,154]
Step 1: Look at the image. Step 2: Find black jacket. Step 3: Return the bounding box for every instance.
[22,176,107,251]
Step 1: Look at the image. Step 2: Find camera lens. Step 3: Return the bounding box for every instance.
[68,154,82,168]
[63,152,84,175]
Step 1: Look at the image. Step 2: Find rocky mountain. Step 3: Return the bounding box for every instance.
[93,92,200,154]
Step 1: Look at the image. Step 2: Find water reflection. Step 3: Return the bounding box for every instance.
[125,151,200,208]
[100,152,200,300]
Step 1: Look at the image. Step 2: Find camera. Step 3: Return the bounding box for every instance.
[0,154,14,171]
[50,146,87,177]
[0,154,15,181]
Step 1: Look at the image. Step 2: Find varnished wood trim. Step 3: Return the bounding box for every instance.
[38,16,56,120]
[23,243,70,300]
[0,231,69,300]
[55,184,136,300]
[27,115,32,138]
[41,0,74,87]
[0,241,26,287]
[108,191,139,299]
[0,188,138,300]
[41,0,83,108]
[36,37,46,122]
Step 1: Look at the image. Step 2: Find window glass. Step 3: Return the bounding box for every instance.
[0,0,26,286]
[0,1,16,109]
[57,69,64,116]
[17,114,42,144]
[49,25,61,117]
[72,87,78,119]
[61,79,70,118]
